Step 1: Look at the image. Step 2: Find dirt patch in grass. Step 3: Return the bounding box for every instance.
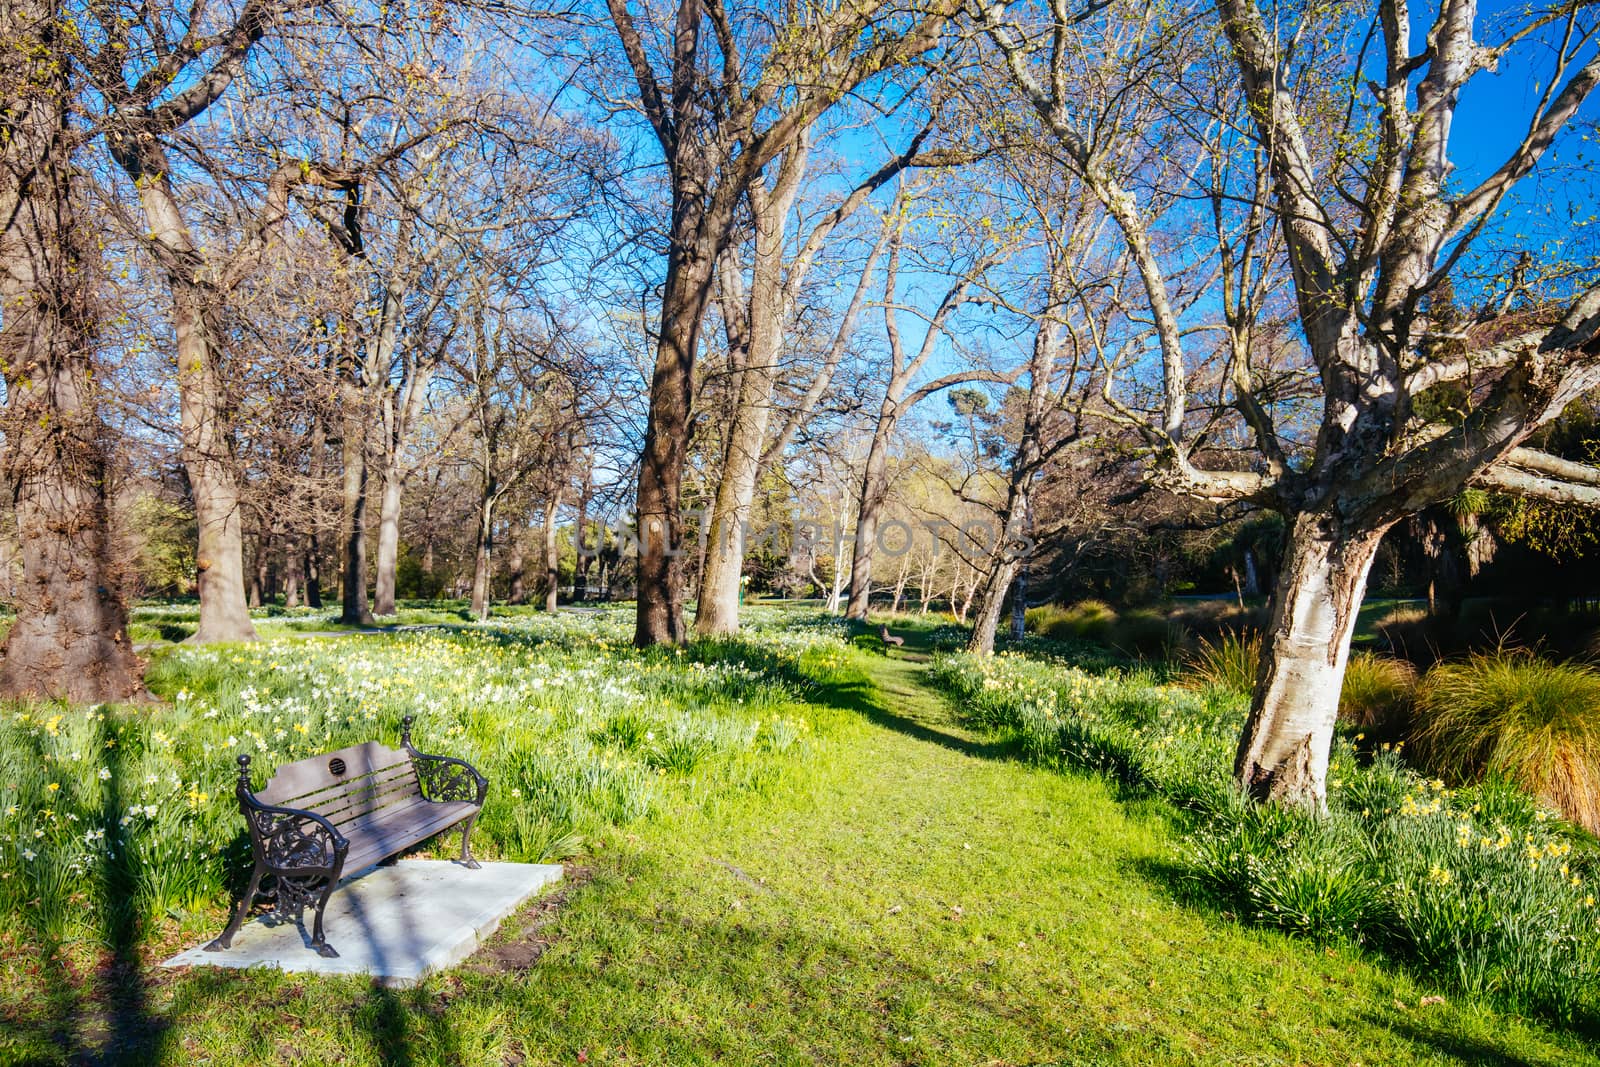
[464,864,592,975]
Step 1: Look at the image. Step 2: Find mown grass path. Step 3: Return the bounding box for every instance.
[363,641,1595,1066]
[31,636,1598,1065]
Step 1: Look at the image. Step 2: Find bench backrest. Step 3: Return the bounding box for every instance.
[256,741,423,830]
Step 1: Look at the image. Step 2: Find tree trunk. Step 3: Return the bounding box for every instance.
[469,497,496,622]
[1234,511,1390,808]
[695,155,801,637]
[695,329,780,635]
[305,535,323,609]
[172,287,259,642]
[1010,559,1027,642]
[968,476,1032,654]
[574,468,592,601]
[338,389,374,626]
[966,559,1019,655]
[305,408,326,610]
[825,516,850,613]
[891,553,912,613]
[284,539,302,608]
[112,129,258,643]
[373,466,404,616]
[846,407,896,619]
[542,493,561,611]
[0,11,143,699]
[248,538,264,609]
[507,527,527,605]
[634,192,722,647]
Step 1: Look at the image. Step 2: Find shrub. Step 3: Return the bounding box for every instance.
[1110,609,1185,661]
[1413,649,1600,833]
[1189,801,1386,943]
[1028,599,1118,643]
[1024,604,1070,635]
[1171,600,1267,645]
[1339,653,1417,735]
[1182,631,1261,695]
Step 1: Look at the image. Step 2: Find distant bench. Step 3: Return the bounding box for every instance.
[207,716,488,958]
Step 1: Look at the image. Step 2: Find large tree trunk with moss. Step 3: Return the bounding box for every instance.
[1234,511,1390,806]
[0,9,143,699]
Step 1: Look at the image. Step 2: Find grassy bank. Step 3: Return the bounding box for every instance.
[2,609,1597,1063]
[931,644,1600,1025]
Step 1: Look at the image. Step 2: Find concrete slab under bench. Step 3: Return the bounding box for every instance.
[163,860,563,987]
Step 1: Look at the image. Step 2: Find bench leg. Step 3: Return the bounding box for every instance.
[206,863,265,952]
[306,875,342,958]
[459,812,482,870]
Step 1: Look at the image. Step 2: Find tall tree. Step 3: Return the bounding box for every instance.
[0,0,143,699]
[87,0,366,642]
[985,0,1600,807]
[601,0,960,646]
[694,127,939,634]
[844,184,1009,619]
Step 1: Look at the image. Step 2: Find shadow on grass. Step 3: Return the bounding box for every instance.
[770,639,1024,763]
[1364,1013,1588,1067]
[360,983,471,1067]
[479,851,1081,1059]
[1126,852,1600,1051]
[1,717,169,1064]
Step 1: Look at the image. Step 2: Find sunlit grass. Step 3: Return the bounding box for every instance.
[933,648,1600,1022]
[0,608,850,943]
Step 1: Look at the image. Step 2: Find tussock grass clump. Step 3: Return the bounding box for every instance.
[1027,599,1119,643]
[1340,653,1417,734]
[1182,631,1261,695]
[1110,609,1186,660]
[1413,649,1600,833]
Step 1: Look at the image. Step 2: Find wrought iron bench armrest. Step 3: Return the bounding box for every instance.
[401,718,488,805]
[239,786,350,874]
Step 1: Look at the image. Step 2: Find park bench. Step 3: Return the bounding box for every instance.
[206,716,489,959]
[879,625,905,649]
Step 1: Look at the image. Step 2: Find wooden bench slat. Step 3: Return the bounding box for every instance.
[285,764,424,820]
[257,741,412,806]
[312,780,422,831]
[339,801,480,873]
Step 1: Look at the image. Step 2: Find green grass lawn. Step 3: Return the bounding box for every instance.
[2,613,1596,1064]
